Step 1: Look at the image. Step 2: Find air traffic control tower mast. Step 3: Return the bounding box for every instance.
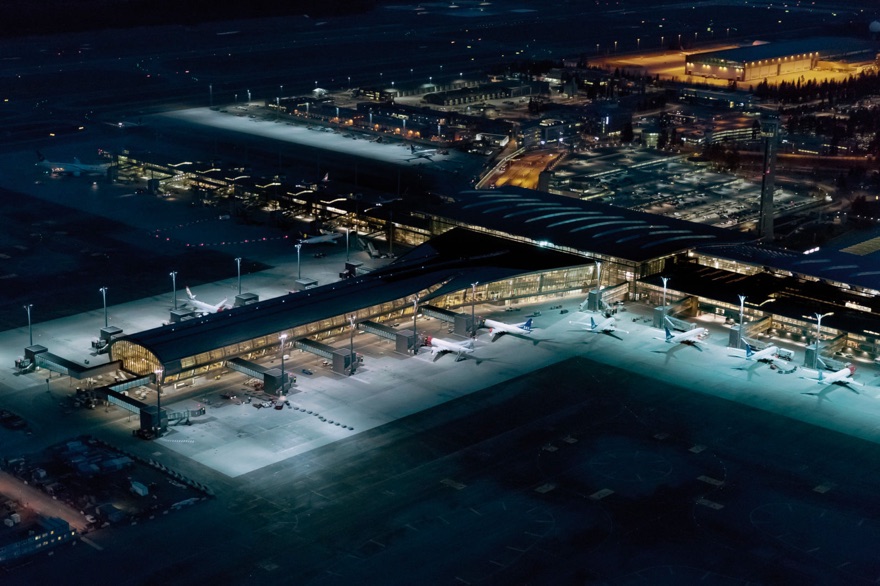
[758,117,779,242]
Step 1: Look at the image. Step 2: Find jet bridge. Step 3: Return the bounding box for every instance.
[359,320,417,354]
[226,357,291,395]
[294,338,357,375]
[420,305,472,337]
[25,344,123,380]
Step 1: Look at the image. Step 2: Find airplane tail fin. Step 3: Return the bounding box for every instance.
[590,317,597,330]
[36,150,45,162]
[463,339,475,349]
[410,145,415,153]
[73,157,81,165]
[186,286,195,299]
[848,364,857,375]
[664,325,673,341]
[523,318,532,332]
[745,343,754,357]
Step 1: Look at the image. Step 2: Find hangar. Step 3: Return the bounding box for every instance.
[685,37,878,82]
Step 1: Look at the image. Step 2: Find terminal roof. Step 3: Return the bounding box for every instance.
[701,243,880,294]
[443,188,747,263]
[119,228,588,367]
[644,261,880,337]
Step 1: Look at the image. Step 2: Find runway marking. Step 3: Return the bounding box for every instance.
[561,435,577,444]
[81,536,103,551]
[535,483,557,494]
[696,497,724,510]
[698,475,724,486]
[441,478,466,490]
[541,444,558,452]
[813,483,833,494]
[470,507,483,516]
[689,444,706,453]
[590,488,614,500]
[455,577,471,584]
[653,432,670,440]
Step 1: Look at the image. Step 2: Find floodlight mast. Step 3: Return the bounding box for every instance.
[279,333,288,395]
[24,304,33,346]
[813,312,834,373]
[470,283,479,337]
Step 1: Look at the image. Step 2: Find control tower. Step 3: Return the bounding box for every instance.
[757,117,779,242]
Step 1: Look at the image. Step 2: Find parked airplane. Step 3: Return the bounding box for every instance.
[805,364,863,387]
[185,287,228,314]
[36,151,110,177]
[423,336,475,360]
[300,231,343,245]
[657,318,709,345]
[407,145,438,161]
[483,317,532,341]
[571,316,628,336]
[744,342,779,362]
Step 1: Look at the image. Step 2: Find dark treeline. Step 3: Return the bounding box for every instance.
[0,0,378,38]
[753,69,880,107]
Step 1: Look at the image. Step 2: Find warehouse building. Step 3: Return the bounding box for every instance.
[685,37,877,82]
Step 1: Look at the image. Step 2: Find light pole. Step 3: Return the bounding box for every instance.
[738,295,747,348]
[209,84,213,108]
[345,227,350,262]
[154,368,163,437]
[279,333,288,395]
[99,286,108,328]
[813,312,834,375]
[235,257,242,295]
[348,315,356,374]
[412,295,420,354]
[169,271,178,310]
[661,276,669,311]
[470,282,479,337]
[594,261,602,312]
[295,243,302,280]
[637,38,640,51]
[24,304,33,346]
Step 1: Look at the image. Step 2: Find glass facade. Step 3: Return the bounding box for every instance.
[112,264,592,382]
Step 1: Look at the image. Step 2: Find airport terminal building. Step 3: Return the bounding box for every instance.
[103,184,880,396]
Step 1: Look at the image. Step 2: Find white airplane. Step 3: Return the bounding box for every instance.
[423,336,475,360]
[483,317,532,341]
[744,342,779,362]
[36,151,110,177]
[407,145,438,161]
[806,364,863,387]
[571,316,628,336]
[185,286,228,314]
[657,320,709,346]
[300,231,343,245]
